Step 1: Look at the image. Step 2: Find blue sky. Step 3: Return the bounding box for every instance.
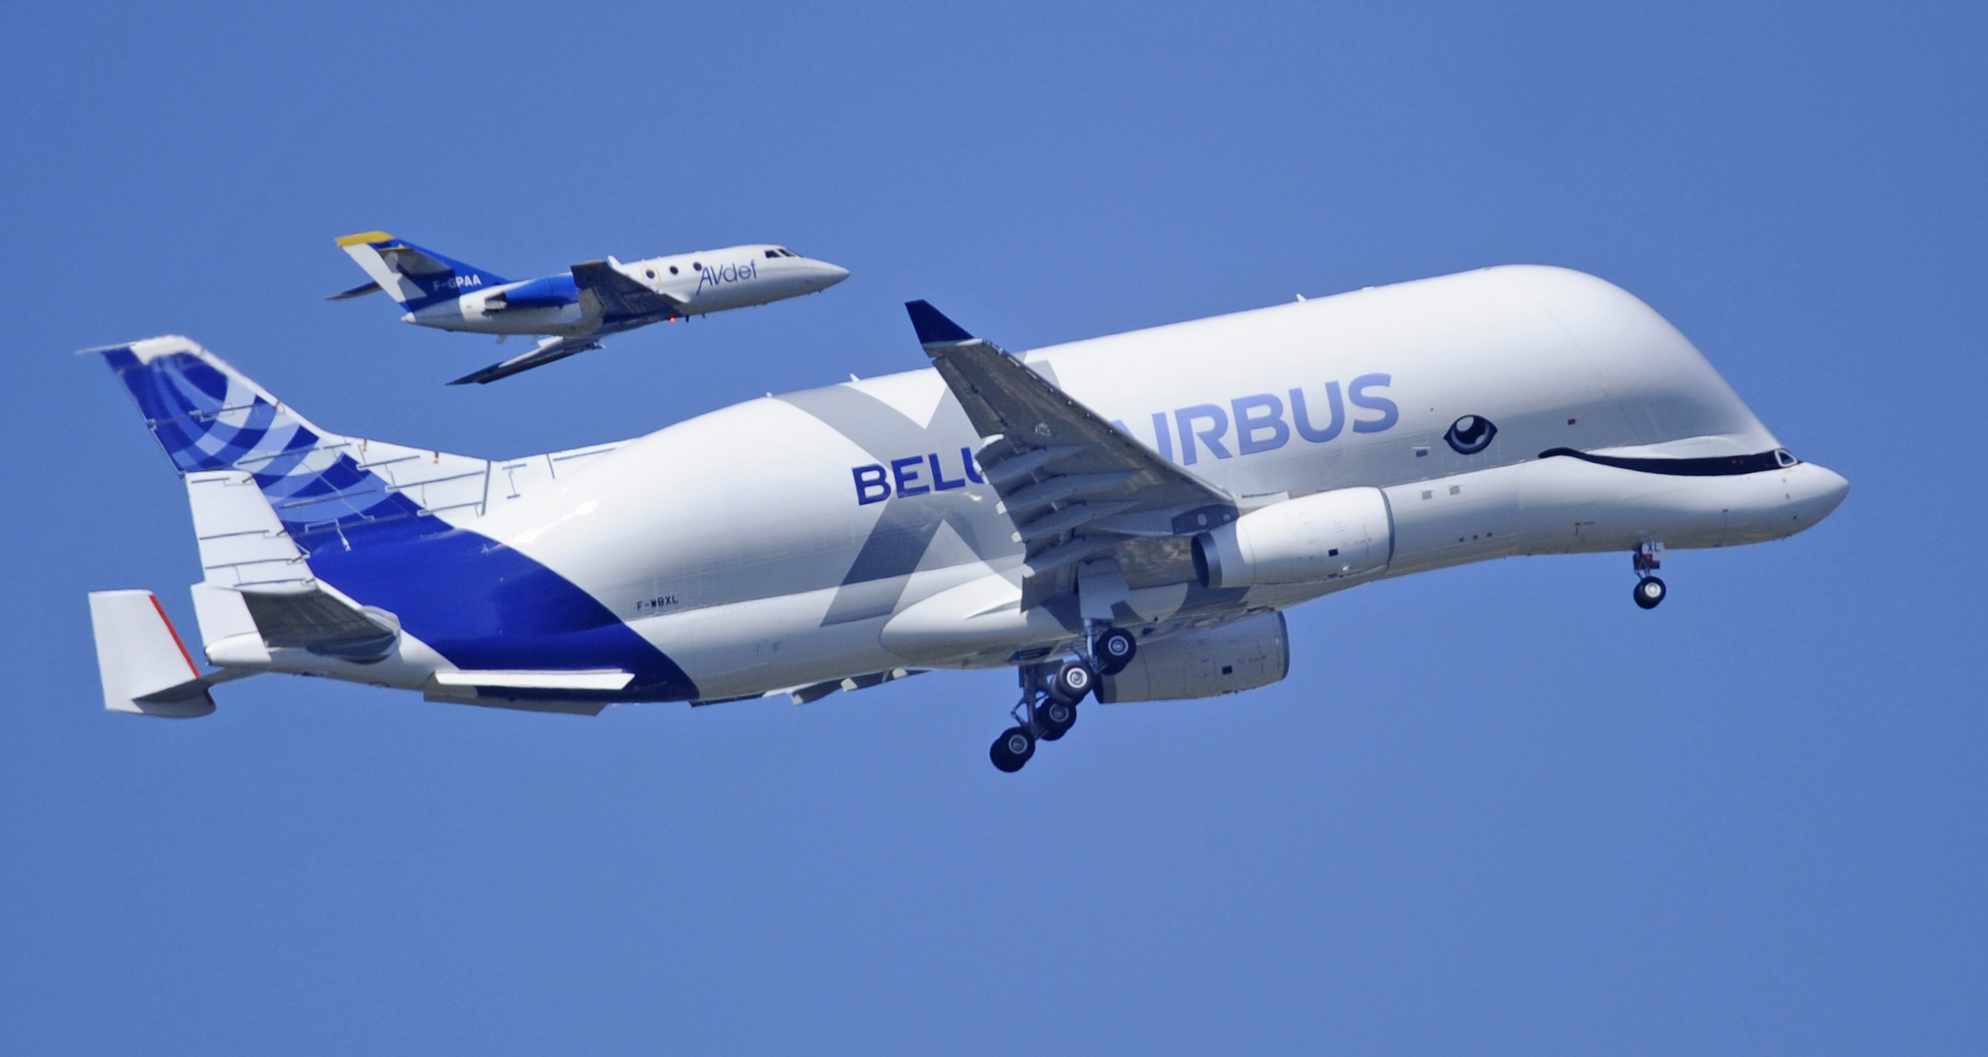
[3,1,1982,1052]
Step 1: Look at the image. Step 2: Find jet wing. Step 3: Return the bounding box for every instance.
[905,301,1238,606]
[570,259,687,322]
[448,335,604,385]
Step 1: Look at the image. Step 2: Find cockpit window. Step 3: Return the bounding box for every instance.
[1775,449,1799,468]
[765,250,780,259]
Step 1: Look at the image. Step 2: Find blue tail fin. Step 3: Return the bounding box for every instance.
[92,336,481,556]
[333,231,509,310]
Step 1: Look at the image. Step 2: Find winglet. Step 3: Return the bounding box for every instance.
[335,230,393,247]
[87,590,216,718]
[905,300,973,348]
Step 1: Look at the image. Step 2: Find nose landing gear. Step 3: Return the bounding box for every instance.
[1632,541,1667,610]
[1634,575,1667,609]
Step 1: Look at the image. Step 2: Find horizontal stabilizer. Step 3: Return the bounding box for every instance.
[88,590,216,718]
[326,279,382,301]
[238,586,400,662]
[448,335,604,385]
[334,231,507,309]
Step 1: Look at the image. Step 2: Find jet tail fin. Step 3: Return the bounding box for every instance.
[333,231,508,309]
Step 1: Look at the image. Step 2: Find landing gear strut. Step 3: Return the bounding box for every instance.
[1632,541,1667,610]
[986,629,1132,773]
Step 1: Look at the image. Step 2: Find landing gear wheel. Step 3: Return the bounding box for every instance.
[1036,698,1077,741]
[1048,660,1096,705]
[1095,628,1138,675]
[1634,575,1667,610]
[990,726,1036,773]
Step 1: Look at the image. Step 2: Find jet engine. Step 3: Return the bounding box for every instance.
[1096,612,1291,703]
[1192,487,1392,588]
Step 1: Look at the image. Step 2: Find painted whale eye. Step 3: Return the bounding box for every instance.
[1444,414,1497,455]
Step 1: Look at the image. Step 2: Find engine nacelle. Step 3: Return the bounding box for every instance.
[1096,612,1291,703]
[1192,487,1392,588]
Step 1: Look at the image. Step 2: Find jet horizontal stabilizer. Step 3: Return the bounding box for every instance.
[326,279,382,301]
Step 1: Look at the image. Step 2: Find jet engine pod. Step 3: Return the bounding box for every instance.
[1193,487,1392,589]
[1096,612,1290,703]
[493,274,581,309]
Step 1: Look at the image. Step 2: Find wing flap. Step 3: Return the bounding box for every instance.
[905,300,1238,606]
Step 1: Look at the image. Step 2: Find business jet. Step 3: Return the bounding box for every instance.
[87,265,1846,772]
[329,231,850,384]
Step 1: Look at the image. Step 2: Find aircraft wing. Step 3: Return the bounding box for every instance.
[571,259,687,322]
[449,335,604,385]
[906,300,1239,606]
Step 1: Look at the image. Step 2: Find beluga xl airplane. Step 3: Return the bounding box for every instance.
[87,265,1846,772]
[329,231,850,384]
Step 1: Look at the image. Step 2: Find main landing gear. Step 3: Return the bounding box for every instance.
[988,625,1139,773]
[1632,541,1667,610]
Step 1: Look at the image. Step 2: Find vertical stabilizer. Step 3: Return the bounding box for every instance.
[332,231,508,309]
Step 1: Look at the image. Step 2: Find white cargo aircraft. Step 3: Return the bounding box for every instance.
[88,266,1846,772]
[329,231,850,384]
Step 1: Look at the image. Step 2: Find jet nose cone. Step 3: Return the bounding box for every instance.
[815,261,850,288]
[1800,463,1850,524]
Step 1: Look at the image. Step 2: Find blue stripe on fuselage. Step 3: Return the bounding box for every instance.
[306,517,700,702]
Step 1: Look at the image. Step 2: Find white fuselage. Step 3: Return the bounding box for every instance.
[407,244,850,337]
[263,265,1846,705]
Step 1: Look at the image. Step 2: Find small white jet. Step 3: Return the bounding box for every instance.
[88,265,1846,773]
[329,231,850,384]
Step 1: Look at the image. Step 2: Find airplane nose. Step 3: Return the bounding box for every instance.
[1805,463,1850,520]
[815,262,851,288]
